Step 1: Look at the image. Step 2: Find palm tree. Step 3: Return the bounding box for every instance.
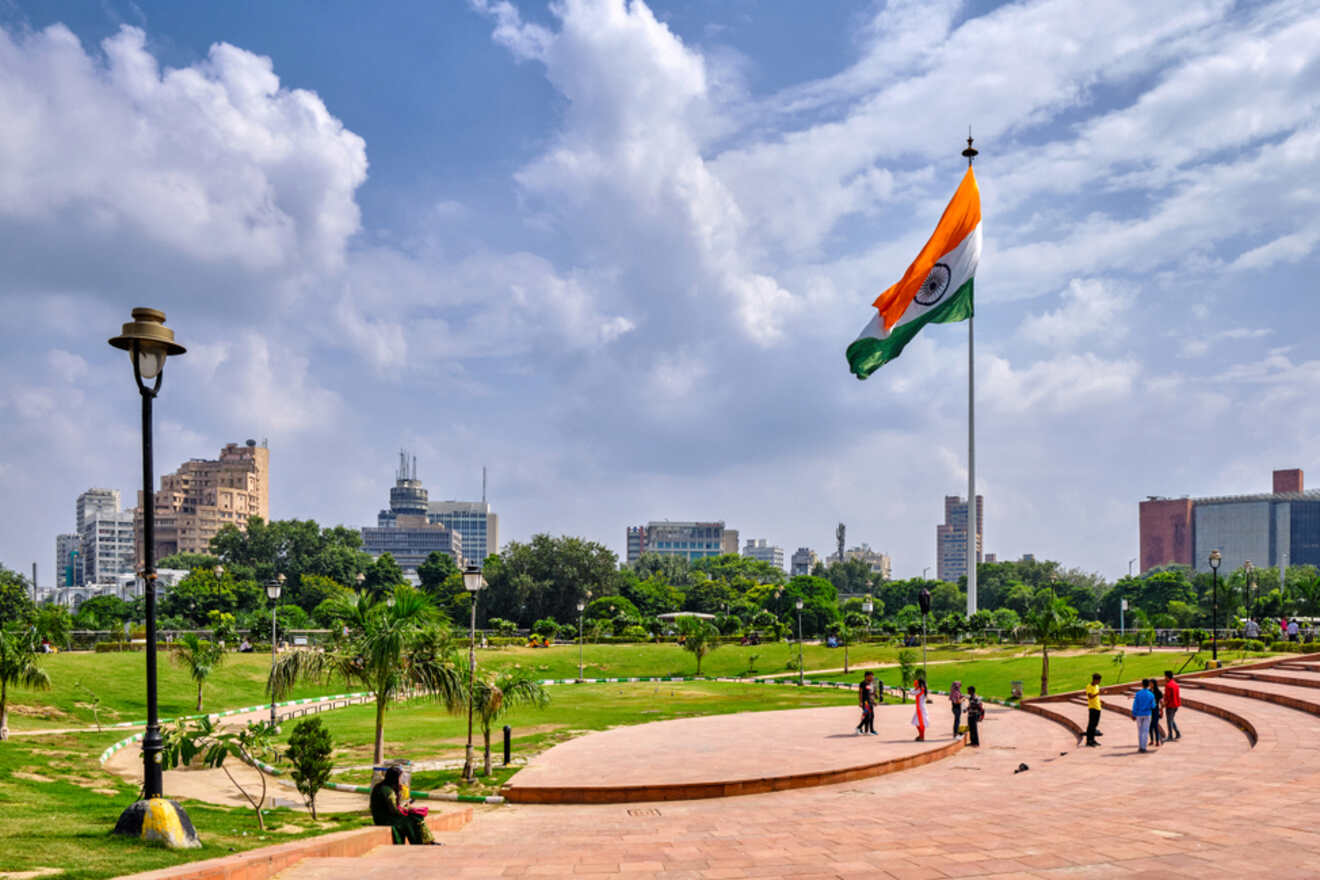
[171,632,226,711]
[1016,591,1088,696]
[471,671,549,775]
[0,626,51,740]
[269,586,465,763]
[677,615,720,675]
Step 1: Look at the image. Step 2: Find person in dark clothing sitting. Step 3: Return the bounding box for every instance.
[370,766,438,845]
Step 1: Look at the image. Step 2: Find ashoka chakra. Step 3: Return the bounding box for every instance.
[914,263,951,306]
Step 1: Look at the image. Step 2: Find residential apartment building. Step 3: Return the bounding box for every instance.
[843,543,892,580]
[428,500,499,567]
[936,495,984,582]
[138,440,270,562]
[742,538,785,572]
[790,547,818,576]
[1140,468,1320,575]
[626,521,738,563]
[83,508,136,586]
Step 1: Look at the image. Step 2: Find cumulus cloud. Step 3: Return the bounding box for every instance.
[0,24,367,278]
[1019,279,1133,348]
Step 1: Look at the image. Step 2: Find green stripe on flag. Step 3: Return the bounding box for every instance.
[847,279,973,380]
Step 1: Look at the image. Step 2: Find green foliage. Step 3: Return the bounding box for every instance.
[676,615,720,674]
[161,567,264,625]
[585,595,639,621]
[417,551,460,594]
[362,553,406,598]
[72,595,135,629]
[820,557,875,595]
[0,566,35,625]
[481,534,622,626]
[286,717,335,818]
[630,552,693,587]
[157,552,221,571]
[0,625,51,738]
[164,717,280,829]
[208,610,239,646]
[897,648,917,700]
[210,517,370,605]
[486,617,519,636]
[691,553,786,587]
[532,617,559,637]
[470,670,549,774]
[33,604,72,648]
[620,572,686,616]
[170,633,225,711]
[1016,590,1088,696]
[619,624,650,642]
[268,587,465,764]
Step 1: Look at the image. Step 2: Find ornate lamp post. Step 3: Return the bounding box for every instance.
[1243,560,1255,627]
[1209,549,1222,662]
[266,574,285,728]
[461,563,486,782]
[108,308,197,848]
[918,586,932,683]
[795,598,805,686]
[577,595,588,681]
[862,595,874,642]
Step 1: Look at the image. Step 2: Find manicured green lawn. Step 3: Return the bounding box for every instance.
[805,648,1229,699]
[0,730,370,880]
[4,642,1021,731]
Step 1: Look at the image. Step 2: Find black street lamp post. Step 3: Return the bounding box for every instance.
[795,598,805,686]
[1209,549,1222,662]
[108,308,198,848]
[266,574,285,729]
[461,564,486,782]
[918,587,932,683]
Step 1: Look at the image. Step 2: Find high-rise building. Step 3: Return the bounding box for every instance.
[138,440,270,562]
[1139,468,1319,574]
[626,521,736,563]
[55,533,82,587]
[790,547,818,576]
[936,495,983,582]
[77,488,120,534]
[742,538,785,571]
[362,451,462,573]
[428,501,499,567]
[843,543,892,579]
[83,508,136,586]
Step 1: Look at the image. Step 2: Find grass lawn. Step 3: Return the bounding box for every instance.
[804,648,1237,699]
[4,642,1020,731]
[277,680,858,797]
[0,730,370,880]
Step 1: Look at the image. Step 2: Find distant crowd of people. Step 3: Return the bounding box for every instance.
[1242,617,1313,642]
[854,671,985,746]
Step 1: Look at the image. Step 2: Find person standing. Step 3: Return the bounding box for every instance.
[1131,679,1155,753]
[1085,673,1103,747]
[911,677,929,741]
[949,681,964,738]
[966,686,983,747]
[857,671,877,736]
[1288,619,1300,642]
[1163,671,1182,740]
[1149,679,1165,747]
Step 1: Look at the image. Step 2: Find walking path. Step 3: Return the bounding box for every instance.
[260,652,1320,879]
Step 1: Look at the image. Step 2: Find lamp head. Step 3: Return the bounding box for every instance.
[462,563,486,592]
[266,576,283,601]
[213,565,224,577]
[576,600,585,612]
[1209,549,1222,571]
[108,308,186,382]
[794,598,804,611]
[918,587,932,615]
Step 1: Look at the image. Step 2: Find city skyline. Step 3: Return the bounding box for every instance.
[2,1,1316,584]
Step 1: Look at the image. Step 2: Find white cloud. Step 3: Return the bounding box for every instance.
[1019,279,1133,348]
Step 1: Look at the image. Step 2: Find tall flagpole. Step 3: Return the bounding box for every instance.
[963,132,979,617]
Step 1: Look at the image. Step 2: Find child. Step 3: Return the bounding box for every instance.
[966,686,984,747]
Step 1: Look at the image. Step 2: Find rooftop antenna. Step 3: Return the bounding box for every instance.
[412,455,417,481]
[482,466,487,504]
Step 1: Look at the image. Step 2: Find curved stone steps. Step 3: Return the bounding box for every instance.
[1183,676,1320,720]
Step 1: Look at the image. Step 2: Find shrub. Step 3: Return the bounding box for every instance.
[285,717,334,820]
[556,623,579,641]
[532,618,559,638]
[620,625,649,642]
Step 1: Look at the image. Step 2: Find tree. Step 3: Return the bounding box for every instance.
[676,615,720,675]
[827,620,853,673]
[417,551,460,595]
[269,587,465,763]
[72,595,134,630]
[471,671,548,775]
[0,567,35,625]
[0,625,50,739]
[171,633,226,711]
[164,717,279,829]
[161,567,264,625]
[532,618,559,638]
[156,552,221,572]
[585,595,639,622]
[821,558,874,596]
[929,583,964,615]
[286,717,334,819]
[209,518,372,601]
[897,649,918,702]
[481,535,622,626]
[33,604,72,649]
[691,554,786,586]
[1016,592,1087,696]
[620,572,685,617]
[631,552,693,587]
[362,553,407,599]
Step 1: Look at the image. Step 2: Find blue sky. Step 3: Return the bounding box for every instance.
[0,0,1316,584]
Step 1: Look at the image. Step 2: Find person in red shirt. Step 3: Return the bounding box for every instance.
[1163,671,1182,740]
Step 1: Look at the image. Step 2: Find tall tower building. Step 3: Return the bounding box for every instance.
[742,538,786,572]
[138,440,270,562]
[626,521,735,564]
[362,451,462,573]
[936,495,983,582]
[77,488,120,535]
[428,501,499,567]
[56,533,83,587]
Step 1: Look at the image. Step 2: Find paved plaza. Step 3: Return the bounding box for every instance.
[136,655,1320,879]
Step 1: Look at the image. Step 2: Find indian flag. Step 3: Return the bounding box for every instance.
[847,167,981,380]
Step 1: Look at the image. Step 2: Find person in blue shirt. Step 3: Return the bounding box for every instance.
[1131,679,1156,753]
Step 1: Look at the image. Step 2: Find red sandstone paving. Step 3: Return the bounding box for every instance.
[273,688,1320,880]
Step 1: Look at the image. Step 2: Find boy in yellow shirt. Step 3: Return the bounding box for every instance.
[1085,672,1103,746]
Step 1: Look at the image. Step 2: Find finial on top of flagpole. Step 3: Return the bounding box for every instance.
[962,126,977,167]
